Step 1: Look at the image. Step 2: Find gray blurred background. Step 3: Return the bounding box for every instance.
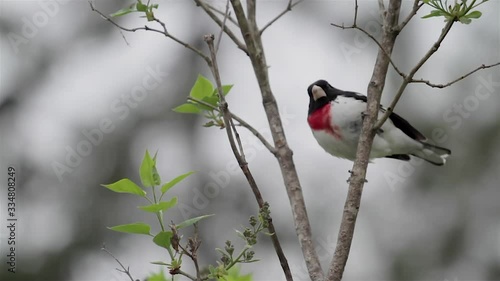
[1,0,499,280]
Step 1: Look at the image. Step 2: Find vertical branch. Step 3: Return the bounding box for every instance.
[230,0,324,280]
[204,35,293,281]
[326,1,402,280]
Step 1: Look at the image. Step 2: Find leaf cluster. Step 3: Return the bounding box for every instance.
[209,203,272,279]
[173,75,233,128]
[110,0,159,21]
[422,0,489,24]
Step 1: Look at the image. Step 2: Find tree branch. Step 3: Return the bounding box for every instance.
[374,19,455,130]
[193,0,248,54]
[411,62,500,88]
[260,0,304,35]
[204,34,293,281]
[216,0,231,53]
[187,97,277,154]
[89,2,211,65]
[326,1,402,280]
[101,245,136,281]
[230,0,324,279]
[397,0,424,31]
[331,0,407,80]
[205,2,239,27]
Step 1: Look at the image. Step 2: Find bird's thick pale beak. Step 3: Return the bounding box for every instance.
[311,85,327,101]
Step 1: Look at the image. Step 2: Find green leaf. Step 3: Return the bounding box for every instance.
[110,6,137,17]
[109,222,151,235]
[161,171,195,194]
[465,10,482,19]
[102,179,146,197]
[210,84,233,98]
[201,95,219,108]
[203,121,215,127]
[222,84,233,96]
[173,103,201,114]
[176,214,214,229]
[459,16,472,24]
[138,197,178,212]
[147,270,168,281]
[190,75,214,100]
[151,261,170,266]
[219,267,253,281]
[136,1,148,12]
[146,10,155,21]
[140,150,160,187]
[153,231,173,249]
[421,9,446,19]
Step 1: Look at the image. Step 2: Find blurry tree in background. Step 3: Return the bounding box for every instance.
[0,0,499,281]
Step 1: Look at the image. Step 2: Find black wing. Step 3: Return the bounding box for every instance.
[387,111,426,141]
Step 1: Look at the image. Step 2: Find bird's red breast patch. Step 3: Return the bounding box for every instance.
[307,103,342,139]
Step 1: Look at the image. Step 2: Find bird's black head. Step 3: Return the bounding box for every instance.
[307,80,337,115]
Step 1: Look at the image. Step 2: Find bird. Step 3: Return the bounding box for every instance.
[307,79,451,165]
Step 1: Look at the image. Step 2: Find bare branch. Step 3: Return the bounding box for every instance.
[89,2,211,65]
[230,0,323,279]
[193,0,248,54]
[331,0,407,80]
[378,0,386,23]
[205,2,239,26]
[398,0,424,31]
[216,0,231,53]
[374,19,455,130]
[260,0,304,35]
[331,23,407,79]
[204,34,293,281]
[187,97,277,154]
[101,245,136,281]
[326,1,402,280]
[411,62,500,88]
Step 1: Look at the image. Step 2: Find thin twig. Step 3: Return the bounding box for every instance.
[187,97,277,154]
[194,0,248,54]
[411,62,500,88]
[101,245,136,281]
[89,2,211,65]
[206,2,239,26]
[204,33,293,281]
[354,0,359,25]
[260,0,304,35]
[398,0,424,31]
[374,20,455,130]
[230,0,320,279]
[192,224,201,280]
[177,269,197,281]
[331,23,407,79]
[331,0,407,80]
[216,0,231,53]
[377,0,386,23]
[326,2,402,280]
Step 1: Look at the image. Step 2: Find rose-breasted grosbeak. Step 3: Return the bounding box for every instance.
[307,80,451,165]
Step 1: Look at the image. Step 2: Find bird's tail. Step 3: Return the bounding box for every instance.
[412,142,451,166]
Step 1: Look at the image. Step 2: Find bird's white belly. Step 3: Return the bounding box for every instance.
[310,97,421,160]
